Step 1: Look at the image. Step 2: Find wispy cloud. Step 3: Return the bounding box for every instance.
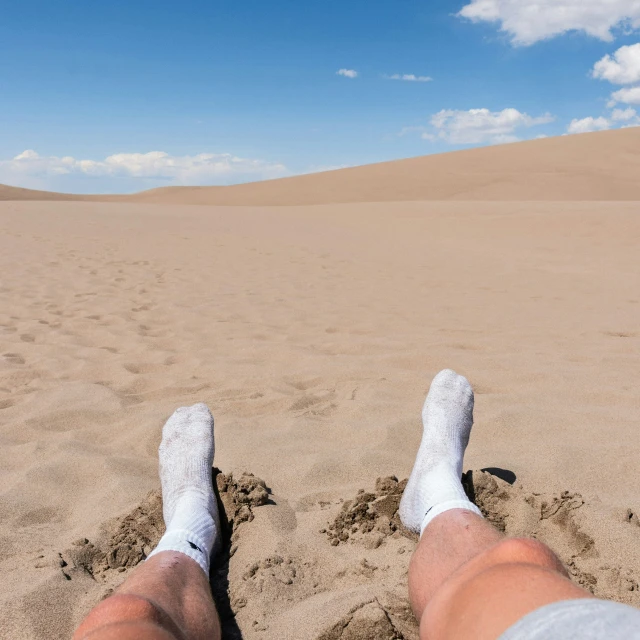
[415,108,554,145]
[611,107,638,122]
[398,126,430,137]
[336,68,358,79]
[384,73,432,82]
[458,0,640,46]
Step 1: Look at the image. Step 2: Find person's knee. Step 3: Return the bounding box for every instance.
[420,539,582,640]
[485,537,567,576]
[73,594,182,640]
[421,560,585,640]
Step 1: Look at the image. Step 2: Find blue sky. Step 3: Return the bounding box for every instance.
[2,0,640,193]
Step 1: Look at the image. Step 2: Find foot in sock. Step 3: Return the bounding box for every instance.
[399,369,482,536]
[148,403,221,575]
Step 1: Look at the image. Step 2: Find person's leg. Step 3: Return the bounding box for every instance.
[73,552,220,640]
[408,508,502,615]
[400,370,591,640]
[74,404,222,640]
[411,511,589,640]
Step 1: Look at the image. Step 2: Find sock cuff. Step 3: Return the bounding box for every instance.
[157,529,210,555]
[420,500,483,536]
[147,530,211,575]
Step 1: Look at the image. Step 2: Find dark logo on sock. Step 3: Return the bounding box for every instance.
[188,541,203,553]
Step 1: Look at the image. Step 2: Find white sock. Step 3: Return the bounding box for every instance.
[147,403,221,575]
[399,369,482,536]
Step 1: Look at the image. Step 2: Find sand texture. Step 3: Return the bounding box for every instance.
[1,131,640,638]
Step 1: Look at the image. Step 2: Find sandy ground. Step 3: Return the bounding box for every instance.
[0,193,639,638]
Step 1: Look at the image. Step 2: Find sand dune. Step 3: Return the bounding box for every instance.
[126,128,640,205]
[0,184,86,202]
[3,128,640,206]
[1,131,640,639]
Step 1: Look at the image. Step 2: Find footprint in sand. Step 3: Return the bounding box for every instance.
[238,555,313,606]
[16,506,60,528]
[99,346,118,354]
[289,393,335,413]
[285,377,323,391]
[122,363,164,375]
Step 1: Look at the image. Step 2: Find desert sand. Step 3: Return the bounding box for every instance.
[0,130,639,639]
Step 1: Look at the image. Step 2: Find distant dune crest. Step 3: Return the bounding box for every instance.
[3,128,640,205]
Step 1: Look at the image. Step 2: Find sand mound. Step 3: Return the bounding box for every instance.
[65,492,164,582]
[125,129,640,205]
[325,477,416,549]
[215,470,270,532]
[0,184,86,202]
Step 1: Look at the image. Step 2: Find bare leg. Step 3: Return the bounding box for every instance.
[401,371,591,640]
[410,510,589,639]
[74,404,222,640]
[73,552,221,640]
[408,508,503,617]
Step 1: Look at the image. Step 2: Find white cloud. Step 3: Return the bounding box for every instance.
[593,43,640,84]
[611,107,638,121]
[426,108,554,144]
[590,44,640,109]
[0,150,288,187]
[458,0,640,46]
[565,105,640,134]
[566,116,611,134]
[609,85,640,105]
[385,73,432,82]
[337,69,358,78]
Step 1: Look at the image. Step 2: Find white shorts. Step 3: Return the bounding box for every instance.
[499,599,640,639]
